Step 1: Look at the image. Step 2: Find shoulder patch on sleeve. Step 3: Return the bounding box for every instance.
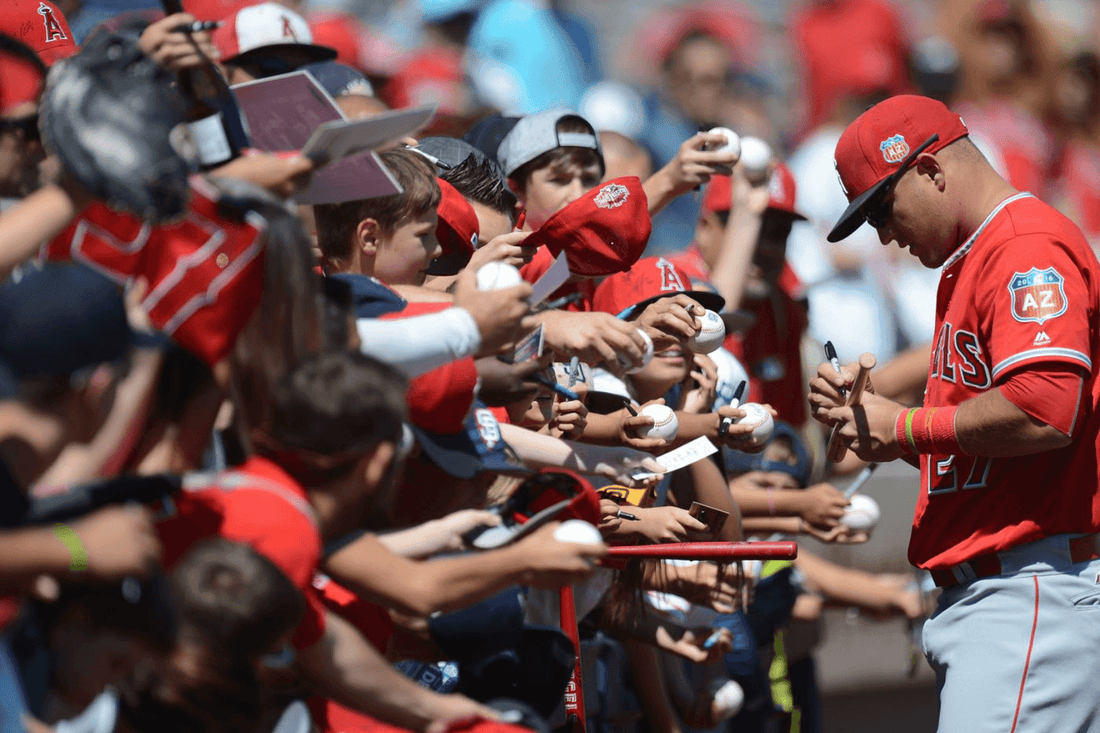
[1008,267,1067,325]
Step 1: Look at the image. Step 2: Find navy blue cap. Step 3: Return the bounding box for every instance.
[327,273,407,319]
[462,113,521,165]
[304,61,375,99]
[0,263,132,382]
[722,420,812,488]
[414,401,529,479]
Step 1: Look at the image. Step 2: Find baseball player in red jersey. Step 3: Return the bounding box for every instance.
[809,95,1100,732]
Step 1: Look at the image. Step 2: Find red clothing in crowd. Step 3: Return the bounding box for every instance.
[156,456,327,649]
[668,245,809,426]
[1054,139,1100,246]
[956,100,1056,197]
[791,0,910,135]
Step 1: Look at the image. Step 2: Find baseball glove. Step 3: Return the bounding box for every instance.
[38,29,195,223]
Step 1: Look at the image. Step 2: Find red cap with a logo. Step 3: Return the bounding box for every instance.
[428,178,478,276]
[524,176,651,277]
[592,256,725,319]
[829,94,968,242]
[0,0,77,65]
[701,163,807,221]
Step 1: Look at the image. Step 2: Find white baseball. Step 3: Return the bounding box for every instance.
[711,678,745,719]
[553,519,604,545]
[638,404,679,441]
[737,402,774,443]
[707,126,741,159]
[623,329,654,374]
[841,494,881,532]
[476,261,523,290]
[688,309,726,354]
[738,136,773,184]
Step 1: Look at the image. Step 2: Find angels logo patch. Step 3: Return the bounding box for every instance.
[1008,267,1068,325]
[594,183,629,209]
[880,134,909,164]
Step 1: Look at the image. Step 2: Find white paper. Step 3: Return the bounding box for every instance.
[631,436,718,480]
[528,252,570,306]
[300,104,437,166]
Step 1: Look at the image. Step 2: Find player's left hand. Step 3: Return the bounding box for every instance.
[819,391,909,463]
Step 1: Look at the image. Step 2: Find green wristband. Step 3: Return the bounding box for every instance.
[53,523,88,573]
[904,408,918,453]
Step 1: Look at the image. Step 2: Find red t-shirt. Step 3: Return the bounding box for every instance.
[791,0,910,135]
[909,193,1100,569]
[156,456,326,648]
[1054,139,1100,244]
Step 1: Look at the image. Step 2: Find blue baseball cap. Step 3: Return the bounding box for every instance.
[414,401,529,479]
[0,263,133,383]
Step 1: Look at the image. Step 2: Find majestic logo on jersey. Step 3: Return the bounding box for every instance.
[39,2,68,42]
[594,183,628,210]
[656,257,686,292]
[880,134,909,164]
[1008,267,1067,325]
[1034,331,1051,346]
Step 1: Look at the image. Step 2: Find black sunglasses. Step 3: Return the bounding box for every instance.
[863,133,939,229]
[0,115,39,143]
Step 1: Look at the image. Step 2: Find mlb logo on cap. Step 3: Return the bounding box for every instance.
[880,134,910,164]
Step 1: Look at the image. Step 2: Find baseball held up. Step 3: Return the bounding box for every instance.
[637,404,679,441]
[841,494,881,533]
[476,261,523,291]
[737,402,774,444]
[687,309,726,354]
[623,329,654,374]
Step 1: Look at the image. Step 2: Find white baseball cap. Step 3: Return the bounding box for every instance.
[214,3,337,67]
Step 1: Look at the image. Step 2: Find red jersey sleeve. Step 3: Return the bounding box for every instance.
[980,233,1094,383]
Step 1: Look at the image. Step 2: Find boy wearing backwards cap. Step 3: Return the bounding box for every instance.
[496,110,703,374]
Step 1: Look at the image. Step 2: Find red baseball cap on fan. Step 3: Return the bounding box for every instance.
[426,178,478,276]
[213,2,336,66]
[0,0,77,65]
[829,94,969,242]
[0,34,46,114]
[592,255,725,319]
[524,176,651,277]
[701,163,808,221]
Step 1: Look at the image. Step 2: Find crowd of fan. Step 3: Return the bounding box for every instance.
[2,0,1089,731]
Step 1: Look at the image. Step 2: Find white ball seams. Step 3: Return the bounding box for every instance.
[476,261,523,290]
[638,404,679,441]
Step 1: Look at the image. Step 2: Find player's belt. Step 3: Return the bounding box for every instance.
[931,534,1100,588]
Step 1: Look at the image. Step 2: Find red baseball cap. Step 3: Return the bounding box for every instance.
[701,163,807,221]
[427,178,477,276]
[592,255,724,319]
[829,94,969,242]
[0,35,46,114]
[0,0,77,66]
[213,2,336,67]
[525,176,651,277]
